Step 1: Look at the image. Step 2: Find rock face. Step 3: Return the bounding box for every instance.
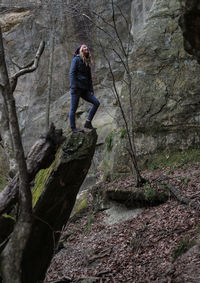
[0,0,200,178]
[126,0,200,160]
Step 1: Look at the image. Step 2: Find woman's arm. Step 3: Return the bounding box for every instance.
[69,56,78,89]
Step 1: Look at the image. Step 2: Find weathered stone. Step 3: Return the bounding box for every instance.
[106,186,168,208]
[22,130,97,283]
[113,0,200,168]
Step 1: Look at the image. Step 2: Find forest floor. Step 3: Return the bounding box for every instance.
[45,161,200,283]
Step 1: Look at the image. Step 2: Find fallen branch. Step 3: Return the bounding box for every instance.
[190,191,200,199]
[88,247,112,264]
[152,174,200,212]
[10,41,45,92]
[169,185,200,212]
[97,269,112,276]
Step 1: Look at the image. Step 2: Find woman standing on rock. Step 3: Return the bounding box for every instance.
[69,44,100,133]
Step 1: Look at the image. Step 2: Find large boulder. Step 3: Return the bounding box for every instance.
[22,129,97,283]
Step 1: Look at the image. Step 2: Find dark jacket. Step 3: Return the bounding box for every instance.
[69,55,93,92]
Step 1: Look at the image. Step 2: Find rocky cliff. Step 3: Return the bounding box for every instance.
[0,0,199,180]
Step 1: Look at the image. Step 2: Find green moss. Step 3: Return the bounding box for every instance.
[2,214,16,221]
[144,187,156,201]
[142,184,168,204]
[183,177,190,185]
[32,168,52,207]
[72,198,88,217]
[104,171,111,181]
[145,148,200,170]
[173,237,196,260]
[120,128,127,139]
[0,175,7,191]
[105,132,114,151]
[32,148,61,207]
[84,214,94,232]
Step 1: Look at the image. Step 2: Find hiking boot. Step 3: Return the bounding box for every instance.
[84,120,96,130]
[71,128,84,133]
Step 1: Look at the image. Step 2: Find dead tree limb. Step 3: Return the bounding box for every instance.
[99,41,144,186]
[83,5,146,187]
[169,185,200,212]
[0,123,65,215]
[10,40,45,92]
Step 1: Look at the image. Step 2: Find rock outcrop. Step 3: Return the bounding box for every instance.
[22,129,97,283]
[0,0,200,179]
[128,0,200,158]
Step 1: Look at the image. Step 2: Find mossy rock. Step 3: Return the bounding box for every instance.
[32,147,61,207]
[70,190,89,218]
[22,130,98,283]
[172,224,200,261]
[106,186,168,208]
[173,237,196,261]
[140,148,200,170]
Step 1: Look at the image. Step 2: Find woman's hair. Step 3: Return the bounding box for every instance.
[79,45,92,66]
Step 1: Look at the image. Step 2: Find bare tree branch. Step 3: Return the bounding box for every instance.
[92,10,115,30]
[82,13,122,53]
[93,2,146,186]
[10,40,45,92]
[111,0,127,57]
[10,59,34,70]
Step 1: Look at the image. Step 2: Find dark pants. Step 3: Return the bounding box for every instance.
[69,88,100,129]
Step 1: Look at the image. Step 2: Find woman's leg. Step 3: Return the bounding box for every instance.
[69,90,80,129]
[81,91,100,122]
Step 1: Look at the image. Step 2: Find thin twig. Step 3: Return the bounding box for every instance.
[111,0,127,57]
[82,13,123,54]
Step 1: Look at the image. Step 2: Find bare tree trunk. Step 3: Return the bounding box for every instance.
[45,28,55,131]
[0,26,32,283]
[0,99,15,174]
[0,25,45,283]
